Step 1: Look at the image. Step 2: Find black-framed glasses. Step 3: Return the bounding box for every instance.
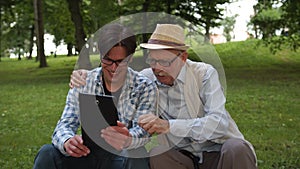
[101,56,130,66]
[146,52,183,67]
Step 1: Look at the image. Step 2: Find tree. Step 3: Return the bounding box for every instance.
[250,7,283,39]
[86,0,119,34]
[34,0,47,67]
[66,0,86,53]
[44,0,75,56]
[66,0,95,69]
[0,7,2,62]
[0,1,15,61]
[280,0,300,51]
[249,0,300,53]
[0,0,35,60]
[221,14,238,42]
[174,0,229,40]
[120,0,228,42]
[1,0,235,62]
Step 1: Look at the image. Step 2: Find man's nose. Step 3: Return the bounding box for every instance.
[110,62,118,71]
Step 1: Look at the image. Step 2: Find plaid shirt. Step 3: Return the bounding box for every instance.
[52,67,157,155]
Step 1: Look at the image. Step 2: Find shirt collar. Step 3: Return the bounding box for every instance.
[176,63,186,84]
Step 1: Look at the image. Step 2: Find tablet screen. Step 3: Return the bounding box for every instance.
[95,95,119,126]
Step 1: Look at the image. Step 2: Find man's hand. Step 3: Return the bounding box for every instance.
[101,121,132,151]
[64,135,90,157]
[138,114,170,135]
[69,69,87,88]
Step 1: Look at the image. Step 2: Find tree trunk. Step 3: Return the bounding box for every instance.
[66,0,86,53]
[18,48,21,60]
[17,28,21,60]
[204,23,210,43]
[28,24,34,59]
[66,0,91,69]
[67,43,73,56]
[34,0,47,67]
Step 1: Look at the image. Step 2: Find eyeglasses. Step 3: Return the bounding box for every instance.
[146,52,183,67]
[101,56,130,66]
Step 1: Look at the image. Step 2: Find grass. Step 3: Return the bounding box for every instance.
[0,39,299,168]
[0,56,76,168]
[216,40,300,168]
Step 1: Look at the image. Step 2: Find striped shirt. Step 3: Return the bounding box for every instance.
[140,61,245,162]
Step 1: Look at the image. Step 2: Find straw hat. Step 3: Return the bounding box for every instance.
[140,24,189,50]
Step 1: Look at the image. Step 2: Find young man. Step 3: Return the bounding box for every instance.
[70,24,257,169]
[33,23,157,169]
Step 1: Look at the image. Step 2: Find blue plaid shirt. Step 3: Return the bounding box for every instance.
[52,67,157,155]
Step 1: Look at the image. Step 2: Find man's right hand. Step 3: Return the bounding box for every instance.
[64,135,90,157]
[69,69,87,88]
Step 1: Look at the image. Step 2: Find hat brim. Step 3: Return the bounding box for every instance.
[140,43,189,50]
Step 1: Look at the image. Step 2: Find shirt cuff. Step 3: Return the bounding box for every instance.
[55,135,72,156]
[169,119,194,137]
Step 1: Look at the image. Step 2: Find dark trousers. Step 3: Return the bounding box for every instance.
[33,144,149,169]
[149,138,257,169]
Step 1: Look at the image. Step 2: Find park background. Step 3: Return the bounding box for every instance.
[0,0,299,168]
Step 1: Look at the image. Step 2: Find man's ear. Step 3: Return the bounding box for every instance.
[181,51,188,62]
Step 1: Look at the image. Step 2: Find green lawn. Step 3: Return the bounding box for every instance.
[0,39,299,168]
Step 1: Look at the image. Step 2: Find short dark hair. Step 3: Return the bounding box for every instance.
[98,23,137,58]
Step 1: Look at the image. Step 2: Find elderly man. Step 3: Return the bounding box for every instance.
[70,24,257,169]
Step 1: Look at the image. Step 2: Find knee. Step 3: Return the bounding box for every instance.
[125,146,149,158]
[34,144,59,166]
[221,139,251,156]
[149,145,170,157]
[36,144,56,157]
[149,146,172,165]
[126,157,149,169]
[149,146,161,164]
[220,139,257,168]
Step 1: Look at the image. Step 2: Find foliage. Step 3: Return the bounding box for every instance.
[84,0,119,34]
[220,14,238,42]
[249,0,300,53]
[251,7,283,39]
[44,0,75,49]
[1,0,299,60]
[175,0,229,37]
[0,40,300,168]
[0,0,233,61]
[278,0,300,52]
[282,0,300,36]
[0,0,34,59]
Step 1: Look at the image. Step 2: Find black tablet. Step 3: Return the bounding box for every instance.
[79,93,120,152]
[95,94,119,126]
[79,93,119,127]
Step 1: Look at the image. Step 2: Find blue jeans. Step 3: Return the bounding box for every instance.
[33,144,149,169]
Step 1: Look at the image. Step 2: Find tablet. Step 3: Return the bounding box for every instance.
[95,94,119,126]
[79,93,119,127]
[79,93,120,153]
